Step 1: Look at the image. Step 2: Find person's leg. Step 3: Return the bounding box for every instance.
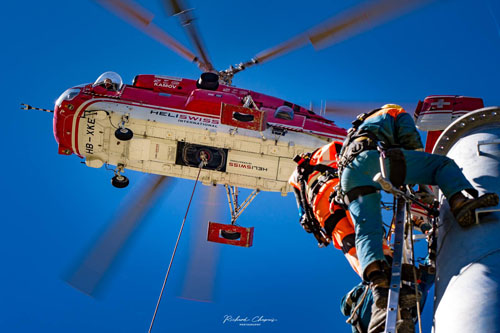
[401,150,471,198]
[401,150,499,226]
[348,192,386,279]
[342,151,391,312]
[341,151,387,280]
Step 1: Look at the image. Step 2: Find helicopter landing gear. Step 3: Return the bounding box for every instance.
[114,114,133,141]
[115,128,133,141]
[111,164,129,188]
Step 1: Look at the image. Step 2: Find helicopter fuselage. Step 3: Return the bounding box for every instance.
[53,72,347,194]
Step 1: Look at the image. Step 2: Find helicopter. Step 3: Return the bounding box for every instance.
[20,0,439,297]
[22,0,430,224]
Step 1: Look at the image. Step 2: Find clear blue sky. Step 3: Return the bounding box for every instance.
[2,0,500,332]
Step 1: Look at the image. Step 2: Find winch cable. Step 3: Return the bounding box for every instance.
[148,156,207,333]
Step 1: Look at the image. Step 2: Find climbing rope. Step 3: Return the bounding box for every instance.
[346,284,370,325]
[148,155,207,333]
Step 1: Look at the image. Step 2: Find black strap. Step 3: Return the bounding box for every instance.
[351,108,382,128]
[324,209,347,236]
[334,142,343,153]
[341,233,356,254]
[342,108,382,152]
[344,186,378,206]
[339,108,382,166]
[294,150,337,183]
[465,188,479,199]
[297,174,330,247]
[338,131,378,173]
[314,164,338,175]
[309,169,338,200]
[386,148,406,188]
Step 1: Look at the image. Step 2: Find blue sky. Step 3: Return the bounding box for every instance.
[2,0,500,332]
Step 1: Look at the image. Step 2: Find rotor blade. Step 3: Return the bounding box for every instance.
[322,101,418,118]
[66,175,171,296]
[254,0,432,65]
[164,0,214,72]
[95,0,201,67]
[323,101,382,117]
[179,185,224,302]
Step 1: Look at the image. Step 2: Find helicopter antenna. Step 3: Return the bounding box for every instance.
[20,103,53,113]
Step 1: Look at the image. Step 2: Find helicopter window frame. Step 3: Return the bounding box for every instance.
[55,88,81,107]
[274,105,294,121]
[93,71,124,92]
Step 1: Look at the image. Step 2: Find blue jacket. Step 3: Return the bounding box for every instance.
[355,104,423,150]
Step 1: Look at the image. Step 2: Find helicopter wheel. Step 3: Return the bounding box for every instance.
[111,175,129,188]
[115,127,133,141]
[220,230,241,240]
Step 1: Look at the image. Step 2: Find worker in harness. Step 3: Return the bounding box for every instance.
[337,104,499,331]
[290,140,420,332]
[289,141,392,276]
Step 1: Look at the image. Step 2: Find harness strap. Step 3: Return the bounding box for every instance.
[465,188,479,199]
[338,131,379,177]
[314,164,338,174]
[344,186,378,206]
[293,148,320,180]
[324,209,347,236]
[308,169,338,201]
[386,148,406,188]
[341,233,356,254]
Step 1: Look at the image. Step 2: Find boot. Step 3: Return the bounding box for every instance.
[371,283,420,309]
[399,285,421,309]
[367,302,387,333]
[450,191,499,227]
[396,308,415,333]
[368,270,389,309]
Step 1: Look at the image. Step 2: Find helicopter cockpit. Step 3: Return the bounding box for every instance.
[93,71,123,91]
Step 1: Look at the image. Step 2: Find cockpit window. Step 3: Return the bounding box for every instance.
[93,71,123,91]
[274,105,294,120]
[55,88,80,107]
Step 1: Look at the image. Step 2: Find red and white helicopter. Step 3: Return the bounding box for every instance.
[29,0,429,219]
[24,0,476,296]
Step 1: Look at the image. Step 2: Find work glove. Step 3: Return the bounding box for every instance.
[415,187,436,205]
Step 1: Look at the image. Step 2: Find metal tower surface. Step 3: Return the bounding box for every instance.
[432,107,500,332]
